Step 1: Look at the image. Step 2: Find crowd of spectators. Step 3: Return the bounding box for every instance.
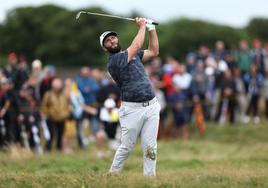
[0,39,268,156]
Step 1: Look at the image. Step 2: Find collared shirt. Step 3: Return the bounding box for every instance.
[107,50,155,102]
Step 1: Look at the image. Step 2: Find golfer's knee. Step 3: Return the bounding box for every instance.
[143,145,157,160]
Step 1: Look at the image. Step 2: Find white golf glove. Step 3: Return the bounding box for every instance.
[145,19,156,31]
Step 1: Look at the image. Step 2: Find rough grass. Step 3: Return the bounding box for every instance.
[0,123,268,188]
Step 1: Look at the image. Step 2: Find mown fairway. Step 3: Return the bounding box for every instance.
[0,123,268,188]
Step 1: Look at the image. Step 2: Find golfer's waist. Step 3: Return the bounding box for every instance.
[122,97,157,107]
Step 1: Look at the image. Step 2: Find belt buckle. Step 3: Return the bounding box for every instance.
[142,101,150,107]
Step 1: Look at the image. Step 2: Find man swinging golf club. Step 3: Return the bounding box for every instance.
[100,17,160,176]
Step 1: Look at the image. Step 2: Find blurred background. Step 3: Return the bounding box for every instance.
[1,0,268,67]
[0,1,268,185]
[1,0,268,151]
[1,1,268,187]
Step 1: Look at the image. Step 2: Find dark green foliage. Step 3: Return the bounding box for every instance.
[158,18,245,61]
[0,5,66,60]
[0,4,267,67]
[247,17,268,42]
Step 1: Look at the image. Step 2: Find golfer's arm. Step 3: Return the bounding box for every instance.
[143,30,159,62]
[127,26,146,62]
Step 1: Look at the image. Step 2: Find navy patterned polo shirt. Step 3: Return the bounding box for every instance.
[107,50,155,102]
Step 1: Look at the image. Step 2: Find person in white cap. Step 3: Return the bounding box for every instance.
[94,98,120,158]
[100,17,160,176]
[32,59,43,79]
[31,59,45,101]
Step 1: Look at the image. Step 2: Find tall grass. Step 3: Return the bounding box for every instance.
[0,124,268,188]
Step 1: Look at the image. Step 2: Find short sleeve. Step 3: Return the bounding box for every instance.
[137,50,144,60]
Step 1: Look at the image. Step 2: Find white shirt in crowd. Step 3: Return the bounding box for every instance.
[172,72,192,90]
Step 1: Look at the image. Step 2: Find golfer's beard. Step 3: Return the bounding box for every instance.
[107,44,121,54]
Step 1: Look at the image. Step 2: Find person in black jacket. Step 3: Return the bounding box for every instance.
[215,69,237,124]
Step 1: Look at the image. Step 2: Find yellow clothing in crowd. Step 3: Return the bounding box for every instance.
[41,91,70,122]
[64,120,76,139]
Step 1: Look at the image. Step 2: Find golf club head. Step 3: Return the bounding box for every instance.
[76,11,84,20]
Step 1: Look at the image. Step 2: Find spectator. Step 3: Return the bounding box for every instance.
[234,40,252,76]
[15,58,30,91]
[97,74,121,105]
[3,52,18,83]
[98,98,120,156]
[31,59,44,81]
[263,72,268,119]
[0,77,10,148]
[162,56,178,97]
[196,45,210,63]
[63,78,97,150]
[24,76,40,104]
[207,57,228,120]
[41,78,70,151]
[233,67,246,123]
[172,64,192,123]
[251,39,266,76]
[190,62,209,120]
[150,57,164,80]
[204,60,217,120]
[31,59,45,101]
[169,84,188,141]
[5,78,20,144]
[243,64,264,124]
[213,40,228,61]
[215,69,237,124]
[76,66,100,136]
[172,64,192,91]
[185,53,196,75]
[264,43,268,74]
[40,65,56,100]
[17,85,42,154]
[225,53,237,72]
[91,67,106,86]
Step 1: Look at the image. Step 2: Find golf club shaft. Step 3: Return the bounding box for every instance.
[76,11,159,25]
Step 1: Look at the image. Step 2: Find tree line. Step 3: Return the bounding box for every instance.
[0,4,268,67]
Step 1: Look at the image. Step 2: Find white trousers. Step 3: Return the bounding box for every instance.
[110,97,160,176]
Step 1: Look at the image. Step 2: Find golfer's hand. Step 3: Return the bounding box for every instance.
[145,19,156,31]
[135,17,146,27]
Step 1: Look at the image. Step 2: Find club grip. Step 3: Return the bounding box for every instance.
[146,19,159,26]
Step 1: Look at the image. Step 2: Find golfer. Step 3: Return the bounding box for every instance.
[100,17,160,176]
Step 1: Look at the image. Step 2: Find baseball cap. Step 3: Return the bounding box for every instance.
[32,59,42,68]
[99,31,117,48]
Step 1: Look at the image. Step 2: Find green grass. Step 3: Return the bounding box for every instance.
[0,123,268,188]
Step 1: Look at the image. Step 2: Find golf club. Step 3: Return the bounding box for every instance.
[76,11,159,25]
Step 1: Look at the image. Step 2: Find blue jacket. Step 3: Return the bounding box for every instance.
[76,76,100,105]
[243,73,264,95]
